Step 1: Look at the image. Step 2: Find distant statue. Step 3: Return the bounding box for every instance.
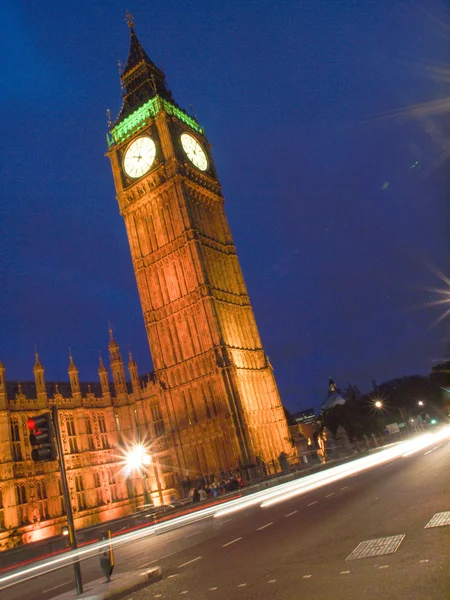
[278,451,289,471]
[334,425,352,456]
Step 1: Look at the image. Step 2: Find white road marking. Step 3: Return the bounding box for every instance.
[180,591,189,595]
[185,530,204,538]
[378,565,389,569]
[307,501,318,506]
[168,574,179,578]
[419,559,429,563]
[42,582,70,593]
[340,571,350,575]
[222,537,242,547]
[155,595,163,598]
[178,556,202,568]
[325,493,335,498]
[257,522,274,531]
[209,587,218,591]
[237,583,247,587]
[141,551,175,567]
[285,511,298,517]
[424,446,440,455]
[268,579,276,583]
[303,574,312,578]
[341,486,348,490]
[218,518,232,524]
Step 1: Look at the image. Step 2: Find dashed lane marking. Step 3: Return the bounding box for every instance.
[42,582,71,593]
[340,571,350,575]
[285,511,298,517]
[424,446,440,455]
[222,537,242,547]
[257,522,274,531]
[325,493,335,498]
[268,579,276,583]
[154,595,163,598]
[419,560,429,563]
[141,551,176,567]
[237,583,247,587]
[218,518,232,524]
[209,587,218,591]
[303,575,312,579]
[167,574,179,578]
[178,556,202,568]
[185,530,204,538]
[180,591,189,595]
[378,565,389,569]
[341,486,348,490]
[307,501,318,506]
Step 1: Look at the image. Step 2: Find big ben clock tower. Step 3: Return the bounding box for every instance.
[107,17,291,481]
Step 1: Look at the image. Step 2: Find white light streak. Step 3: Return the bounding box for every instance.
[2,427,449,590]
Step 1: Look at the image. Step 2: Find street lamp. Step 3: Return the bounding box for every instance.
[418,400,424,407]
[374,400,383,409]
[124,444,152,506]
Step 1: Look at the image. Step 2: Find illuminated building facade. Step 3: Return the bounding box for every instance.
[0,334,170,550]
[0,19,291,549]
[106,18,291,480]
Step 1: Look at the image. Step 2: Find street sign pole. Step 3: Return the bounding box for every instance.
[51,405,83,595]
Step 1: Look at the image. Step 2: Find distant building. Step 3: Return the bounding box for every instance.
[292,408,316,426]
[322,378,346,411]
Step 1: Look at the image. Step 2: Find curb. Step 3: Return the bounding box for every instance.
[52,566,162,600]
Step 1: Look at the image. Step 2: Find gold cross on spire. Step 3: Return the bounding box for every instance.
[125,9,134,28]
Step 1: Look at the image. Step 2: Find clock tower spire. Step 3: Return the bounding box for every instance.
[115,15,176,126]
[107,20,291,482]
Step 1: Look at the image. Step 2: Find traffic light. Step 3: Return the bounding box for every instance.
[27,413,56,462]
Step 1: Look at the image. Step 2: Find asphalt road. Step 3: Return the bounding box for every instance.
[2,439,450,600]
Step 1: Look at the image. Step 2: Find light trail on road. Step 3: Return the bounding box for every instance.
[1,427,449,591]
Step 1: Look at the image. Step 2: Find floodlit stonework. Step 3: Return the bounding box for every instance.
[0,336,173,551]
[107,20,291,481]
[0,20,291,549]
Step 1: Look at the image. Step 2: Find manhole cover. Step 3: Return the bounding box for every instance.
[425,512,450,528]
[346,535,405,561]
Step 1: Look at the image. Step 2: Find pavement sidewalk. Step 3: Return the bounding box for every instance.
[51,566,161,600]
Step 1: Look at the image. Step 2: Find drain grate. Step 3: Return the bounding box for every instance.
[346,535,405,561]
[425,511,450,528]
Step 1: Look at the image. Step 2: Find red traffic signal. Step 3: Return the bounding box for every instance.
[27,413,56,462]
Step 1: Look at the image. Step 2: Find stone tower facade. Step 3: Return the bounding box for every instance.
[107,20,291,479]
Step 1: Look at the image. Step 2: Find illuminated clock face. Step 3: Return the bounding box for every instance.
[123,136,156,178]
[180,133,208,171]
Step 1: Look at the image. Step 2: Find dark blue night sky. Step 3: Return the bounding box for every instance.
[1,1,448,411]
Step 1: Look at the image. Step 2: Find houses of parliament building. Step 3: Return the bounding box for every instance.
[0,19,291,550]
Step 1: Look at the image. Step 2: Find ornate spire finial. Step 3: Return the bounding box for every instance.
[68,348,78,372]
[34,348,43,368]
[125,9,134,28]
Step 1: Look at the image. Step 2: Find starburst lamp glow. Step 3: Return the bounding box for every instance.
[125,445,152,472]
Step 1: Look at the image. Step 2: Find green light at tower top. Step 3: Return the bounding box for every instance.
[107,95,203,148]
